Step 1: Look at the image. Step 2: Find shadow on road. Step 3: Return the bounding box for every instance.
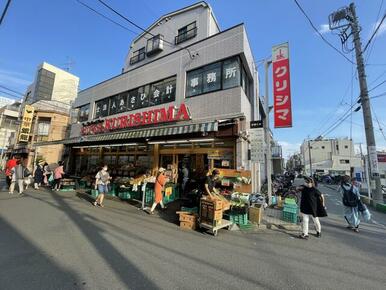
[43,190,160,289]
[0,216,84,289]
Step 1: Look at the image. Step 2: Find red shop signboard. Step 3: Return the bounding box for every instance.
[272,42,292,128]
[81,103,191,135]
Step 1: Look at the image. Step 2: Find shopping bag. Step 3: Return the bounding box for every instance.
[48,174,54,183]
[360,205,372,222]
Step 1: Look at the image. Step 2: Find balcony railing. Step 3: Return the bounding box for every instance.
[175,27,197,44]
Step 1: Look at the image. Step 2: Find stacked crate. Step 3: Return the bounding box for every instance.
[177,212,197,230]
[282,198,298,223]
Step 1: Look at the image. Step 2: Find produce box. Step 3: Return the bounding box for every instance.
[249,205,263,225]
[200,200,223,222]
[201,198,222,211]
[180,221,196,230]
[179,213,197,223]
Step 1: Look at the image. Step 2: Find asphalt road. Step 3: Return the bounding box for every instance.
[0,179,385,290]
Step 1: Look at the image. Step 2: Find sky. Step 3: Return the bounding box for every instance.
[0,0,385,158]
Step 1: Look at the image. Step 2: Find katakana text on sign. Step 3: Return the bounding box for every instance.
[272,43,292,128]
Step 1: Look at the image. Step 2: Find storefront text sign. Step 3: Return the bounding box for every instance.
[272,42,292,128]
[18,105,35,143]
[250,128,265,163]
[81,103,191,135]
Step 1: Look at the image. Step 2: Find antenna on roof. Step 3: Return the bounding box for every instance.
[62,56,76,72]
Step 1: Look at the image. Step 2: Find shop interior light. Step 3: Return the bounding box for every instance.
[73,143,139,149]
[148,138,215,145]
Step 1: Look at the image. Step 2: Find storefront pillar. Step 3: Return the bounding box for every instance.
[152,144,159,174]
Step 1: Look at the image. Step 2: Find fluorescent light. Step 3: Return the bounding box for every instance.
[148,138,215,145]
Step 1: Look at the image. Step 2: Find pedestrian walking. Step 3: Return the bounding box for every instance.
[9,160,29,195]
[339,175,361,232]
[298,177,327,240]
[181,164,189,195]
[5,156,18,187]
[93,165,111,207]
[53,161,64,191]
[149,167,168,214]
[43,162,51,186]
[33,160,44,190]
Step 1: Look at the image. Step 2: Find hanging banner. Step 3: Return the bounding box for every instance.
[18,105,35,143]
[272,42,292,128]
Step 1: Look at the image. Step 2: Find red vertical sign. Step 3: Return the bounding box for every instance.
[272,43,292,128]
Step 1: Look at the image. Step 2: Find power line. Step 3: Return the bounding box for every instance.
[0,90,21,99]
[0,0,12,26]
[363,12,386,53]
[309,70,356,138]
[75,0,141,35]
[370,91,386,100]
[368,78,386,92]
[320,100,359,137]
[364,0,384,63]
[93,0,194,58]
[0,85,24,96]
[293,0,355,65]
[371,103,386,143]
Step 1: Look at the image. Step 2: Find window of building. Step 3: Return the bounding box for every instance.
[149,76,176,106]
[35,68,55,101]
[146,34,164,56]
[186,68,203,97]
[137,85,150,108]
[321,146,325,149]
[340,159,350,164]
[336,145,339,150]
[127,88,139,111]
[109,93,127,115]
[202,62,222,93]
[93,76,176,119]
[175,21,197,44]
[345,145,348,149]
[130,47,145,65]
[78,104,90,122]
[95,98,110,118]
[222,57,241,90]
[37,118,50,136]
[186,57,244,98]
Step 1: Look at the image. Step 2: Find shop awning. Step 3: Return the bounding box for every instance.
[34,121,218,146]
[85,121,218,142]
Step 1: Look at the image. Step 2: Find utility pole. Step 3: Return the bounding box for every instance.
[350,3,382,203]
[329,3,383,204]
[308,140,312,177]
[264,60,273,204]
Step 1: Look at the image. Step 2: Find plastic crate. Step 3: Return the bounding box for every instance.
[283,203,298,212]
[284,198,297,205]
[229,213,248,225]
[282,210,298,223]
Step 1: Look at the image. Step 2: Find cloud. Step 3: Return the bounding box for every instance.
[278,141,301,160]
[0,69,31,88]
[318,24,330,34]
